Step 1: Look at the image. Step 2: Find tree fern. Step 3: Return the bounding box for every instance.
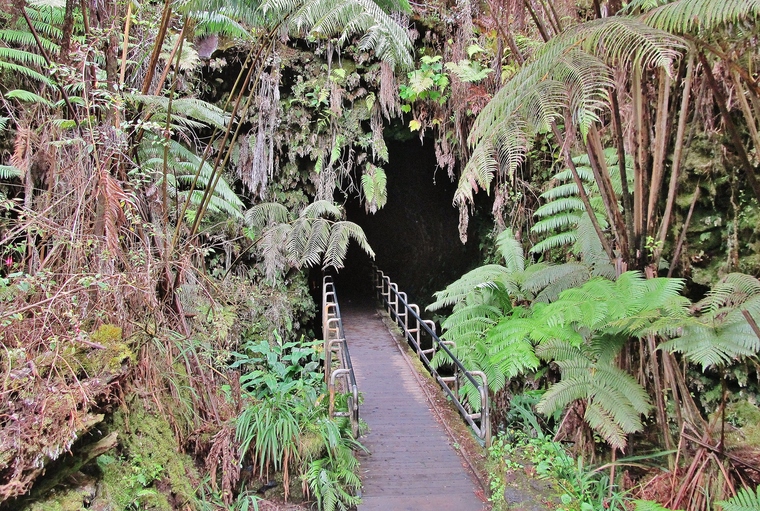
[716,486,760,511]
[460,16,684,215]
[530,148,631,258]
[257,0,414,70]
[248,201,374,282]
[125,94,232,131]
[138,135,244,221]
[645,0,760,34]
[660,273,760,369]
[536,339,651,451]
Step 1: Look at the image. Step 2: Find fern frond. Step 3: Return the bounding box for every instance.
[534,197,586,219]
[323,220,375,268]
[495,229,524,272]
[529,231,578,255]
[4,89,53,107]
[246,202,291,228]
[584,400,628,451]
[0,60,55,86]
[454,140,498,205]
[0,29,60,54]
[646,0,760,34]
[192,11,253,39]
[716,485,760,511]
[301,200,343,220]
[0,165,21,179]
[634,500,683,511]
[427,264,515,310]
[525,262,591,303]
[261,0,413,70]
[125,94,232,130]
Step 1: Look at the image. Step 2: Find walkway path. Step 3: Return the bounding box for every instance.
[341,303,486,511]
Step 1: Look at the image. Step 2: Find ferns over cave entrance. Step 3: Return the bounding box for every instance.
[333,136,482,306]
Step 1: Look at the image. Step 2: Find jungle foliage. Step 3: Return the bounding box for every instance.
[417,0,760,509]
[0,0,411,508]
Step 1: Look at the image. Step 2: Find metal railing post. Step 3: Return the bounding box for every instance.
[371,267,492,448]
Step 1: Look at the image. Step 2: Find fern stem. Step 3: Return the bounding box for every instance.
[154,18,189,96]
[118,0,133,88]
[610,80,634,252]
[523,0,551,42]
[141,0,172,95]
[655,53,694,262]
[646,68,671,237]
[666,185,699,278]
[585,126,628,260]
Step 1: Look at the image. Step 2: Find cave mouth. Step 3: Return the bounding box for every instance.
[334,137,482,310]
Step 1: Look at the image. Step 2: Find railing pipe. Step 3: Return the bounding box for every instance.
[372,268,491,447]
[322,275,360,437]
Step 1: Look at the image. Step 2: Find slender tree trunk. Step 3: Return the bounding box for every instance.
[585,126,628,258]
[141,0,173,95]
[646,69,672,235]
[656,55,695,261]
[524,0,551,42]
[60,0,76,64]
[610,82,635,255]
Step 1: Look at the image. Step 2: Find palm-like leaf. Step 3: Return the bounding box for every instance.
[716,486,760,511]
[646,0,760,34]
[660,273,760,369]
[260,0,413,70]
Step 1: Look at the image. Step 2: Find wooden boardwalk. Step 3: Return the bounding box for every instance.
[341,303,486,511]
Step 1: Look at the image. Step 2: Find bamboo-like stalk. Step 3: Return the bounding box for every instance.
[523,0,551,42]
[632,67,645,247]
[646,69,672,234]
[118,0,134,87]
[610,81,635,255]
[141,0,173,95]
[585,126,628,258]
[655,54,695,262]
[731,69,760,157]
[154,18,190,96]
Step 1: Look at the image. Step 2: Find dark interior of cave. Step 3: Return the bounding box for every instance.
[333,137,482,311]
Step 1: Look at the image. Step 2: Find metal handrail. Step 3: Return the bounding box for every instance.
[322,274,360,438]
[372,267,491,447]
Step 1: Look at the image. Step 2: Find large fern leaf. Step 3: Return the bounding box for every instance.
[716,486,760,511]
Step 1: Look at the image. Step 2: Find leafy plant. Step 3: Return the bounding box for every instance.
[246,200,375,282]
[716,486,760,511]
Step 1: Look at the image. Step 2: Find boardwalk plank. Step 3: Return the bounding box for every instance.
[342,304,486,511]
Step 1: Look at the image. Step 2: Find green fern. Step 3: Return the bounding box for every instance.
[633,500,683,511]
[248,201,374,282]
[460,16,683,212]
[660,273,760,369]
[530,148,631,258]
[361,164,387,214]
[0,165,21,179]
[716,486,760,511]
[125,94,232,131]
[646,0,760,34]
[138,135,244,221]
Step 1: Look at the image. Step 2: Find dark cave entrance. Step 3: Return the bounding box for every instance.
[333,137,482,309]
